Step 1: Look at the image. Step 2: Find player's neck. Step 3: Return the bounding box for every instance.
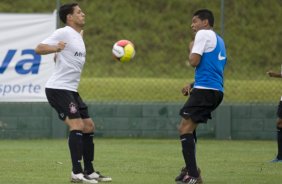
[67,23,83,33]
[199,27,213,31]
[204,25,212,30]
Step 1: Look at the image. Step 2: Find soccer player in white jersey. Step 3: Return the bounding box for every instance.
[175,9,227,184]
[35,3,111,183]
[267,70,282,162]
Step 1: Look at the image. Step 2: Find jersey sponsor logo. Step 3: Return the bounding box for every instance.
[0,49,41,74]
[74,51,85,57]
[218,51,226,61]
[69,102,78,114]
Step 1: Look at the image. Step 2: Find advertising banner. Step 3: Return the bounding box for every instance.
[0,12,56,102]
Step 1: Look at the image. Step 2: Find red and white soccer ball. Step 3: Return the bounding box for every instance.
[112,40,135,62]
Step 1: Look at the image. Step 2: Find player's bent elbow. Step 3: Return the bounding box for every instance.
[35,45,45,55]
[35,47,41,55]
[189,60,198,67]
[188,59,199,67]
[35,44,53,55]
[189,54,201,67]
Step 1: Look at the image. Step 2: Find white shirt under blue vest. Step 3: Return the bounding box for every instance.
[191,29,227,92]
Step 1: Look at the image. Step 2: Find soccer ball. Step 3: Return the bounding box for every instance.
[112,40,135,62]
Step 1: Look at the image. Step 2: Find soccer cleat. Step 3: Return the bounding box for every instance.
[181,174,203,184]
[175,167,202,183]
[71,172,98,183]
[270,158,282,163]
[175,167,188,182]
[85,171,112,182]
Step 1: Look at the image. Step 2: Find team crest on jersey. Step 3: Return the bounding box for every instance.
[69,102,78,114]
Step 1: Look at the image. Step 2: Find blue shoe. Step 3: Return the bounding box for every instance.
[270,158,282,163]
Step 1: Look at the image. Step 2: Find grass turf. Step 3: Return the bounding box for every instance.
[0,138,282,184]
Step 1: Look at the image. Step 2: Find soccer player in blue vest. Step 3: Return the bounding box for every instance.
[267,70,282,162]
[175,9,227,184]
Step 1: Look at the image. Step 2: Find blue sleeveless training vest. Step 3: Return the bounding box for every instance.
[194,34,227,92]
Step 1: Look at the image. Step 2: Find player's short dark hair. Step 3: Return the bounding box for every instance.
[59,3,78,24]
[193,9,214,27]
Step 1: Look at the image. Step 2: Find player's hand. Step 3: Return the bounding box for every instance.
[182,84,193,96]
[56,41,66,52]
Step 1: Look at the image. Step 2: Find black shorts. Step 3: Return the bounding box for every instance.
[277,101,282,119]
[45,88,90,121]
[179,88,223,123]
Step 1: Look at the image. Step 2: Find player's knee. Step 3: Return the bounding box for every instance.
[83,119,95,132]
[178,119,195,135]
[87,123,95,132]
[178,125,184,134]
[74,124,84,131]
[66,118,84,131]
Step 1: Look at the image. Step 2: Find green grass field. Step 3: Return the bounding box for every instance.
[79,78,281,103]
[0,138,282,184]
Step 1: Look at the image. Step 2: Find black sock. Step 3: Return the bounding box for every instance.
[180,133,199,177]
[277,127,282,159]
[83,132,95,174]
[68,130,83,174]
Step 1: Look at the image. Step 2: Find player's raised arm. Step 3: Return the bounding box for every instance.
[35,41,66,55]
